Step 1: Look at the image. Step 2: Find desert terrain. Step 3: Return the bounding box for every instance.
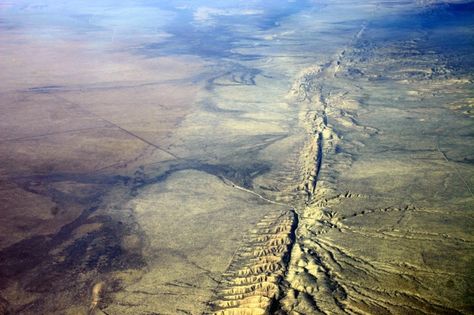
[0,1,473,314]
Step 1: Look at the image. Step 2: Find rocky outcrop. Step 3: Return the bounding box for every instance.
[209,210,297,315]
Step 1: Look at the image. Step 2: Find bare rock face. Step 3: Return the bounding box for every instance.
[210,210,297,315]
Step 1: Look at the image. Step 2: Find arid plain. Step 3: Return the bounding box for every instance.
[0,1,473,314]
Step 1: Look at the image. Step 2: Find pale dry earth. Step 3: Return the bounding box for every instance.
[0,1,473,315]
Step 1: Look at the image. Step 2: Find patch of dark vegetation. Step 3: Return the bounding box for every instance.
[462,157,474,164]
[0,171,149,312]
[130,159,272,192]
[128,156,274,194]
[0,236,51,283]
[58,217,145,273]
[201,161,271,189]
[206,63,263,89]
[0,207,146,312]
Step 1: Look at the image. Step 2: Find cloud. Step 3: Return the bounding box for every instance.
[193,7,263,26]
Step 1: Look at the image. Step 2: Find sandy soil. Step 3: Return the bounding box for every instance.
[0,1,472,314]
